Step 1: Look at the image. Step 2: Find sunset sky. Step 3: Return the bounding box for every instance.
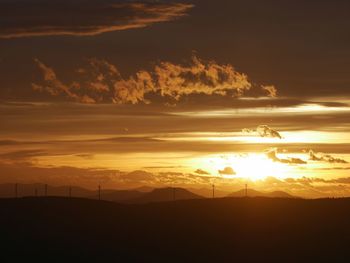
[1,0,350,198]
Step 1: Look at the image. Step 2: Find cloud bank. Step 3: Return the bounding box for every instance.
[309,150,348,164]
[0,0,193,38]
[267,148,307,165]
[33,56,276,104]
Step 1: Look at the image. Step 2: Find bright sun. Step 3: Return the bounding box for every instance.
[192,153,292,181]
[232,154,287,180]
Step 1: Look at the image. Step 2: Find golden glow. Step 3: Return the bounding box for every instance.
[159,131,350,144]
[190,153,297,181]
[172,103,350,117]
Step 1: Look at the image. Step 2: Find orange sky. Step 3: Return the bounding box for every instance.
[1,0,350,198]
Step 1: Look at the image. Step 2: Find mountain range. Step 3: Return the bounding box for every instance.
[0,183,297,203]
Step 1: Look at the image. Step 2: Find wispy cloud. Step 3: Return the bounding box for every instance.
[32,56,276,104]
[194,169,210,175]
[0,1,194,38]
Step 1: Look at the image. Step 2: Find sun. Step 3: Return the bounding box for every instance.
[192,153,292,181]
[232,154,287,181]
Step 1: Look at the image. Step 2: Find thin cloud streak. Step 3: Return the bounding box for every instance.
[0,1,194,38]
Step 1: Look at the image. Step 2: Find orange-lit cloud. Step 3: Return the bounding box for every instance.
[32,56,276,104]
[262,85,277,97]
[0,1,193,38]
[218,167,236,176]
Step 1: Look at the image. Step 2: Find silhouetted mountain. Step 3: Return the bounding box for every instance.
[133,186,154,193]
[228,188,297,198]
[90,189,144,202]
[0,183,92,198]
[189,187,230,198]
[0,184,205,203]
[0,184,296,203]
[1,197,350,262]
[127,187,204,203]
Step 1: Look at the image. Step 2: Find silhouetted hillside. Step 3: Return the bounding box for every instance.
[228,188,297,198]
[1,197,350,262]
[128,187,204,203]
[0,183,92,198]
[90,189,144,202]
[0,184,206,203]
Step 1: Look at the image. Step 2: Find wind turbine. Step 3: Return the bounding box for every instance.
[15,183,18,198]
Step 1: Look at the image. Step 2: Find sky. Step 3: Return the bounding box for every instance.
[1,0,350,198]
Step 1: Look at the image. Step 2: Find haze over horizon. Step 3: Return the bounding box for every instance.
[1,0,350,199]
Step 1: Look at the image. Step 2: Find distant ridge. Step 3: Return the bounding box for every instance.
[127,187,204,203]
[0,184,297,203]
[228,189,297,198]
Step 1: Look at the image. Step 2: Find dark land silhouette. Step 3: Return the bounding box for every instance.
[228,188,298,198]
[1,196,350,262]
[0,183,297,202]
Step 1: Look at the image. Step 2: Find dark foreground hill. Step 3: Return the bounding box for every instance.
[1,197,350,262]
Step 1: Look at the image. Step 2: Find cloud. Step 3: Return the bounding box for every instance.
[218,167,236,176]
[32,56,277,104]
[0,1,194,38]
[194,169,210,175]
[257,125,282,139]
[0,149,48,161]
[242,125,283,139]
[309,150,348,164]
[266,148,307,165]
[120,170,154,182]
[261,85,277,98]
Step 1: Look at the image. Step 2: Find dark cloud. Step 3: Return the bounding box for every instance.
[32,56,276,104]
[218,167,236,176]
[266,148,307,165]
[0,149,47,161]
[0,0,193,38]
[120,170,154,182]
[243,125,283,139]
[309,150,348,164]
[257,125,283,139]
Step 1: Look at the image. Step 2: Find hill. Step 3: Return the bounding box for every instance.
[228,188,297,198]
[127,187,204,203]
[0,184,203,203]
